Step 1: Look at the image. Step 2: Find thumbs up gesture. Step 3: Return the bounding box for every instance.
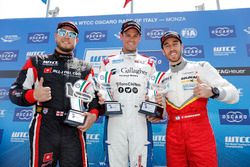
[33,77,52,102]
[193,76,213,98]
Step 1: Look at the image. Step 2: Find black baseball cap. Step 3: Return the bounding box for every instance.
[121,20,141,34]
[160,31,182,49]
[57,21,79,34]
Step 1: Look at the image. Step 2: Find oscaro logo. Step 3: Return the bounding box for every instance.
[13,108,33,121]
[149,56,162,65]
[219,109,250,125]
[85,31,107,42]
[183,45,204,58]
[145,28,168,39]
[0,88,9,100]
[0,50,18,62]
[222,111,247,122]
[209,25,236,38]
[27,32,49,43]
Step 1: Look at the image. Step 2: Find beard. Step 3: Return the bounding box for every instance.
[56,42,74,53]
[169,49,182,63]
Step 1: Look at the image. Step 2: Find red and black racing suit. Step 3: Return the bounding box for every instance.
[9,50,101,167]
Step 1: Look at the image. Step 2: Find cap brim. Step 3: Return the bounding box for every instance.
[123,26,141,34]
[57,22,79,34]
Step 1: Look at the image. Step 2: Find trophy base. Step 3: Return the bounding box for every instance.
[104,101,122,115]
[139,101,164,119]
[64,109,86,127]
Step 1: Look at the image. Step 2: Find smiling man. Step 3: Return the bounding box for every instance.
[9,21,102,167]
[98,20,157,167]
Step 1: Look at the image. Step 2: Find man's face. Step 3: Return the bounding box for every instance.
[162,37,183,64]
[120,28,141,53]
[55,26,79,53]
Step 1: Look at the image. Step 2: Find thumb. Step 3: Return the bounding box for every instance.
[38,77,44,87]
[196,76,203,84]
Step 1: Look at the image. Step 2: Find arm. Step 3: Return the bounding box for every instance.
[197,61,239,104]
[9,58,38,106]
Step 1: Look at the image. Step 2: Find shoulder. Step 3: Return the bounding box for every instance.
[187,60,210,68]
[137,54,155,66]
[102,54,119,65]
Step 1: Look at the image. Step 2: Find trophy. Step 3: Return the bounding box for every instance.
[94,70,122,115]
[139,71,168,119]
[64,79,94,127]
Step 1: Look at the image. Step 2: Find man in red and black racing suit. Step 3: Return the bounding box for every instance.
[9,21,101,167]
[160,31,239,167]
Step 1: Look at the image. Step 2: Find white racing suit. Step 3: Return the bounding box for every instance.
[163,59,239,167]
[99,52,156,167]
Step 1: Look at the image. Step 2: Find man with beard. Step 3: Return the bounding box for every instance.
[9,21,102,167]
[158,31,239,167]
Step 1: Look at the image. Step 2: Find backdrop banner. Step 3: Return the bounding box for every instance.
[0,8,249,167]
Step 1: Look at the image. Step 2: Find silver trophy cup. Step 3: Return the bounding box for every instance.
[64,79,94,127]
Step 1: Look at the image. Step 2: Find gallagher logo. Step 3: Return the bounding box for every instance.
[219,109,250,125]
[84,31,107,42]
[27,32,50,43]
[0,50,18,62]
[183,45,204,58]
[13,108,33,122]
[209,25,236,38]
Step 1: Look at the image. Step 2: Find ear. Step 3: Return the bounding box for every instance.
[161,49,165,55]
[54,33,57,41]
[119,32,123,41]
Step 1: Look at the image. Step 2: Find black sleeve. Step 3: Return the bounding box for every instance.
[9,58,37,106]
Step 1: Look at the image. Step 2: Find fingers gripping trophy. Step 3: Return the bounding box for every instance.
[139,71,168,119]
[64,79,94,126]
[94,70,122,115]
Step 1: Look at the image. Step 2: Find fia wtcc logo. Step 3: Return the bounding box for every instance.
[26,51,46,60]
[84,31,107,42]
[0,88,9,100]
[209,25,236,38]
[219,109,250,125]
[183,45,204,58]
[145,28,169,40]
[90,55,107,63]
[0,50,18,62]
[11,131,29,142]
[181,28,198,38]
[27,32,50,43]
[213,46,236,56]
[13,108,33,122]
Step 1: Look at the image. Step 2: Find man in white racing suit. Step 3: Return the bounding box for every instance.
[99,20,156,167]
[159,31,239,167]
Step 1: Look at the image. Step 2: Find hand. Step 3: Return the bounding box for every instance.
[97,92,105,104]
[155,93,163,106]
[33,77,52,102]
[147,116,162,123]
[77,112,97,132]
[193,76,213,98]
